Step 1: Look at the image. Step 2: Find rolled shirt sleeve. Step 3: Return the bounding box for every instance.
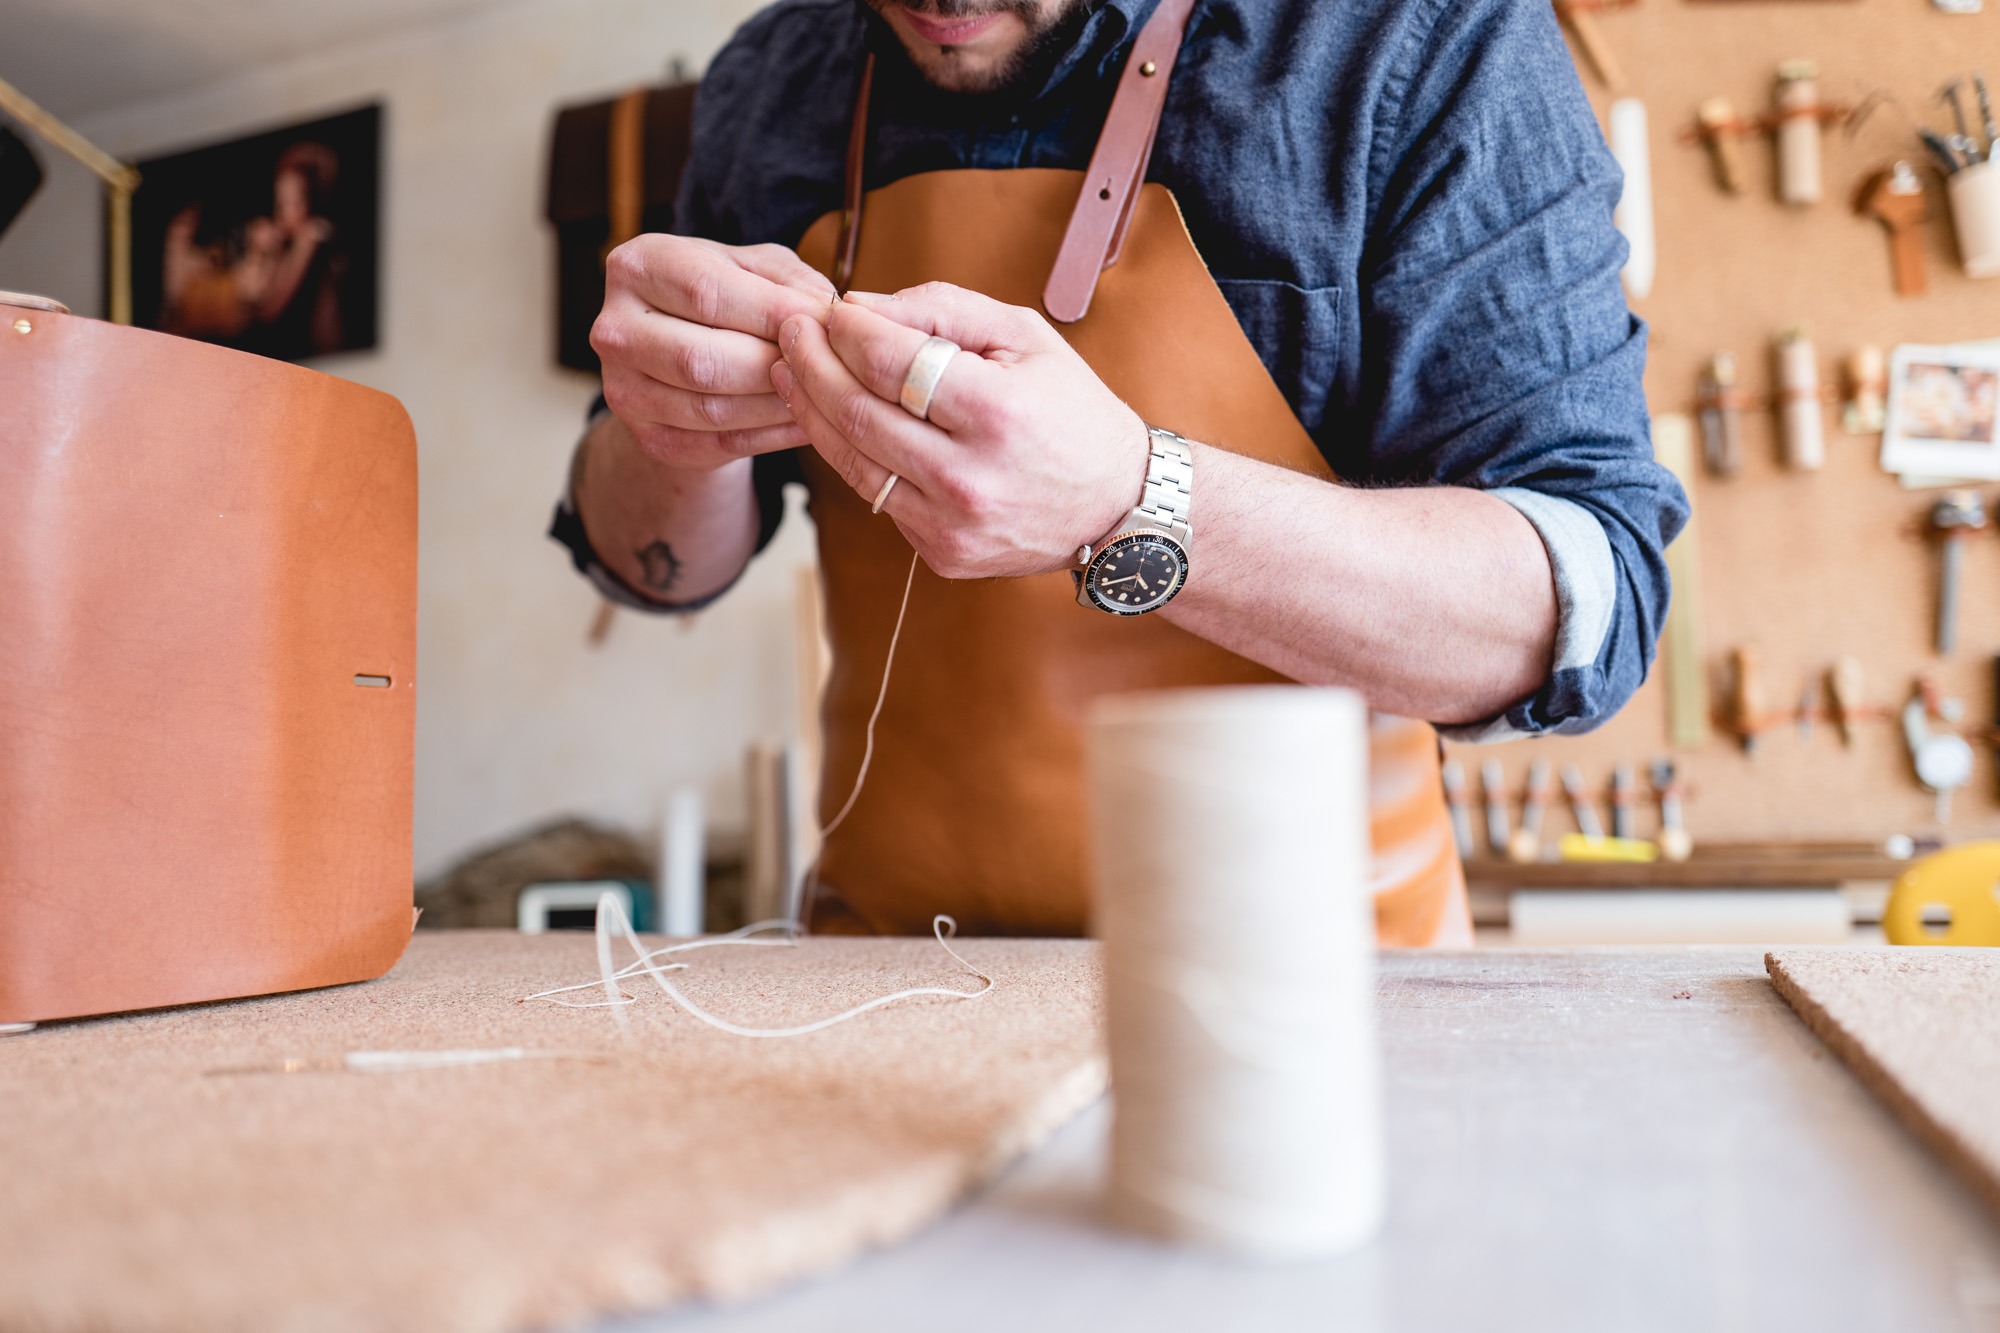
[1356,0,1688,739]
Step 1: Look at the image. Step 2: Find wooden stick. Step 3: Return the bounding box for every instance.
[1555,3,1625,93]
[1652,415,1711,749]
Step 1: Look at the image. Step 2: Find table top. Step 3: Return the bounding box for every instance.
[620,948,2000,1333]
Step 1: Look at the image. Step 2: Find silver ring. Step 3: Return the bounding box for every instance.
[899,336,960,421]
[870,473,900,514]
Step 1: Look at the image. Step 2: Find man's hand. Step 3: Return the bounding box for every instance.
[770,283,1149,579]
[591,236,836,471]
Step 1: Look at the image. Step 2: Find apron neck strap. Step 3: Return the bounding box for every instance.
[833,51,876,293]
[831,0,1199,307]
[1044,0,1199,322]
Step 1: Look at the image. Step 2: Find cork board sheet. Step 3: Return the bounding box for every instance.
[1767,948,2000,1223]
[1444,2,2000,846]
[0,931,1106,1333]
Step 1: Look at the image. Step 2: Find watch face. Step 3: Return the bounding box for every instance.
[1087,532,1187,614]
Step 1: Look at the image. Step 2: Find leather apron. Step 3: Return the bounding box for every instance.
[791,0,1472,947]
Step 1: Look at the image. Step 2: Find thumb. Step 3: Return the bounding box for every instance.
[843,282,1051,360]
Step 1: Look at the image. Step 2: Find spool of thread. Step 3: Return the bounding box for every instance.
[1774,62,1823,207]
[1775,328,1824,470]
[1087,686,1384,1260]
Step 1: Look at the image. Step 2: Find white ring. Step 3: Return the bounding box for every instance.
[899,336,960,421]
[870,473,900,514]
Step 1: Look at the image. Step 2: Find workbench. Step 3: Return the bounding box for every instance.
[637,949,2000,1333]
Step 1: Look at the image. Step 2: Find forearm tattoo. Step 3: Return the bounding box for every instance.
[635,540,683,595]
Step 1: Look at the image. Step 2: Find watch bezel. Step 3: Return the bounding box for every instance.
[1081,529,1189,616]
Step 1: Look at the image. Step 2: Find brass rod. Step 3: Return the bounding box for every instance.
[0,73,142,323]
[107,183,133,325]
[0,73,138,191]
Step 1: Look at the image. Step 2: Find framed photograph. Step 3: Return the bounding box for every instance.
[125,105,380,362]
[1880,342,2000,483]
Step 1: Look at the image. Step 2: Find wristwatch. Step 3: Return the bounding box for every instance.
[1074,426,1193,616]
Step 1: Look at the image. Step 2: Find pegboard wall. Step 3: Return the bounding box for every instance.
[1442,0,2000,846]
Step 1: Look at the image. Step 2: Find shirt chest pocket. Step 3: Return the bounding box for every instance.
[1214,279,1345,434]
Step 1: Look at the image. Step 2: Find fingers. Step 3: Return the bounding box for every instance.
[776,315,952,491]
[841,283,1054,361]
[733,242,840,306]
[625,419,810,469]
[602,366,797,435]
[771,353,913,520]
[594,302,793,395]
[607,234,833,342]
[824,299,993,435]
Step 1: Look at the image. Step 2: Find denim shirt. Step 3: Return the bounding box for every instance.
[560,0,1688,738]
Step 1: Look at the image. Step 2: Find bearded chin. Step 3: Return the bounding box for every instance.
[866,0,1091,98]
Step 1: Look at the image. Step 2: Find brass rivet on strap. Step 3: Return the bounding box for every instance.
[1140,60,1158,77]
[11,318,30,335]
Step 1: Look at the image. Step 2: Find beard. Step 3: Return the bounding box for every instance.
[862,0,1095,99]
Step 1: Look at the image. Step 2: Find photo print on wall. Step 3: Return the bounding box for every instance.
[123,104,380,362]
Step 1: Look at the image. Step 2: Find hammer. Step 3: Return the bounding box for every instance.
[1930,490,1988,657]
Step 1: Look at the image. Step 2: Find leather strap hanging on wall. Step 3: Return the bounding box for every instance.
[546,81,698,372]
[604,89,647,260]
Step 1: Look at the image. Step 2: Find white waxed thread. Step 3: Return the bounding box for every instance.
[1087,686,1385,1260]
[521,549,994,1038]
[807,549,920,878]
[520,894,990,1038]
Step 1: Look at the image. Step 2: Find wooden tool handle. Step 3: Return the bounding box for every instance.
[1558,6,1624,92]
[1888,223,1928,298]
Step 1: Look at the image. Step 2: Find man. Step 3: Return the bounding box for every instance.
[551,0,1686,943]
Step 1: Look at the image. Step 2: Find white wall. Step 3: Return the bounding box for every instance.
[0,0,817,877]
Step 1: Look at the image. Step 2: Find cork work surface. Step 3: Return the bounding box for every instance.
[0,931,1107,1333]
[1767,948,2000,1224]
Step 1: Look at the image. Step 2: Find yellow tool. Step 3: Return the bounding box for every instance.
[1883,843,2000,946]
[1558,834,1660,864]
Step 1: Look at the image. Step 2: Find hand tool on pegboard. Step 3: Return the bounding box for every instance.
[1775,62,1832,206]
[1842,347,1887,435]
[1829,657,1871,747]
[1442,760,1475,860]
[1697,355,1745,476]
[1940,78,1988,167]
[1650,761,1693,862]
[1695,99,1748,194]
[1560,764,1605,839]
[1610,763,1638,840]
[1903,675,1975,821]
[1928,490,1987,656]
[1990,655,2000,799]
[1774,329,1826,471]
[1730,645,1771,755]
[1797,675,1820,741]
[1480,759,1511,858]
[1857,162,1931,297]
[1510,761,1554,863]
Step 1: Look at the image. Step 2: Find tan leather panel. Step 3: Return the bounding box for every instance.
[0,310,418,1022]
[794,169,1469,944]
